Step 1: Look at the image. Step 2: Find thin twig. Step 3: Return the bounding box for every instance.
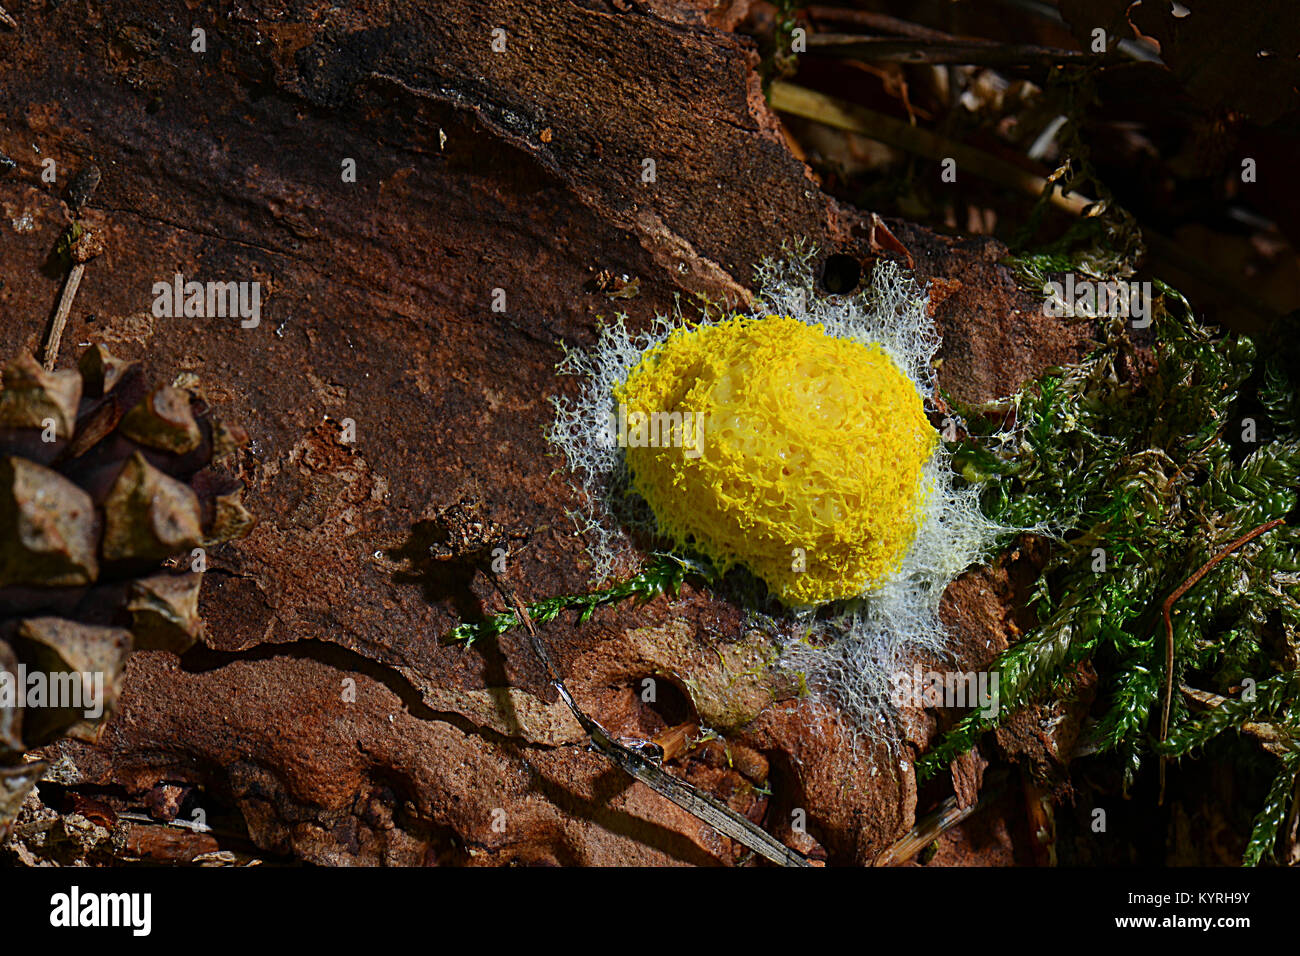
[805,6,966,41]
[804,2,1148,65]
[116,811,220,836]
[806,34,1097,67]
[1158,517,1286,803]
[42,262,85,371]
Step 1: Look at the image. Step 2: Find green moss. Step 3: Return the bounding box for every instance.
[445,552,708,647]
[921,285,1300,865]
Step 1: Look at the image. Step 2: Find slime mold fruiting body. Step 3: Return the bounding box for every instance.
[614,315,937,606]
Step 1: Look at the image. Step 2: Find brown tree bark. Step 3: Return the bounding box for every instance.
[0,0,1089,865]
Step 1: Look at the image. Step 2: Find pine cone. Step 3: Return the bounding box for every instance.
[0,345,254,837]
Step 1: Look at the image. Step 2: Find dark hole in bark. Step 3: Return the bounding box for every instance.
[821,253,861,294]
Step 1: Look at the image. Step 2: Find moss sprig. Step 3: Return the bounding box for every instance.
[444,552,709,647]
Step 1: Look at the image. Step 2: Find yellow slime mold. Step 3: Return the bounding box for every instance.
[613,315,937,605]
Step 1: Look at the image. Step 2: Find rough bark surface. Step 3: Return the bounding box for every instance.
[0,1,1091,864]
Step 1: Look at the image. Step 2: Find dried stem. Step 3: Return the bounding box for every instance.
[806,34,1096,68]
[1158,517,1286,803]
[874,772,1006,866]
[42,262,85,371]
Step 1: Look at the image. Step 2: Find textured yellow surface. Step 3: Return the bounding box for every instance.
[614,315,937,605]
